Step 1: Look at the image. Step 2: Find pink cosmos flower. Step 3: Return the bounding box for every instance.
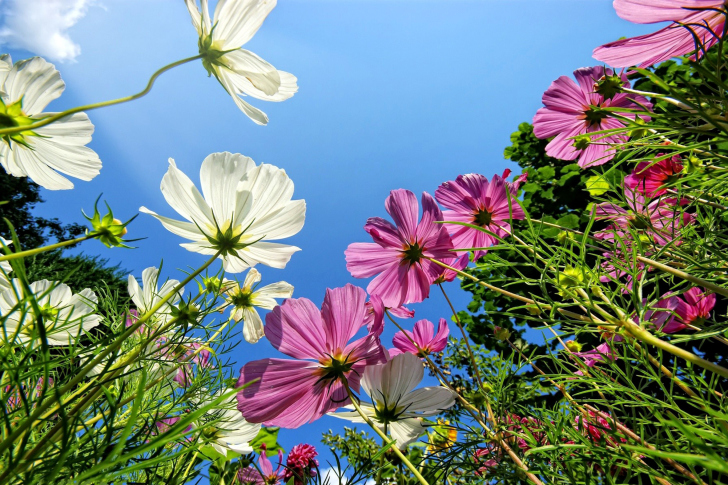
[572,342,618,375]
[593,0,726,68]
[363,295,414,337]
[435,170,527,260]
[503,414,548,451]
[574,410,627,447]
[283,444,319,485]
[390,318,449,357]
[345,189,454,308]
[595,186,694,246]
[675,287,716,326]
[433,253,470,283]
[533,66,651,168]
[474,446,500,476]
[237,284,386,428]
[173,342,213,388]
[625,155,684,197]
[238,447,284,485]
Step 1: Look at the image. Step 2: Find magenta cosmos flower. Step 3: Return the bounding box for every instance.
[593,0,726,68]
[435,170,527,260]
[595,186,694,246]
[533,66,651,168]
[625,154,683,197]
[345,189,453,308]
[237,284,386,428]
[238,447,284,485]
[390,318,449,357]
[675,287,716,328]
[283,444,319,485]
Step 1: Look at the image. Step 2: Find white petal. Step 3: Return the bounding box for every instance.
[213,0,277,49]
[141,266,161,311]
[4,143,74,190]
[0,54,13,88]
[236,163,294,227]
[184,0,204,35]
[221,49,281,97]
[139,207,205,241]
[128,274,143,310]
[389,419,425,447]
[242,267,262,289]
[248,199,305,241]
[229,70,298,102]
[160,159,215,227]
[200,152,256,224]
[252,281,293,309]
[232,242,300,271]
[216,68,269,125]
[398,387,456,417]
[241,306,265,343]
[3,57,64,114]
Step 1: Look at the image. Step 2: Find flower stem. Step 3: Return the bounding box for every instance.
[0,251,221,464]
[0,234,95,262]
[342,380,431,485]
[0,55,203,136]
[636,256,728,299]
[437,283,485,391]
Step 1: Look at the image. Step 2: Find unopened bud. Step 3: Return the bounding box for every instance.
[557,231,575,244]
[494,326,511,341]
[565,340,583,352]
[594,73,623,100]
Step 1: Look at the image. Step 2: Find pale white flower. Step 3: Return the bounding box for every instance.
[329,353,456,446]
[0,55,101,190]
[140,152,305,273]
[0,279,101,345]
[0,237,12,292]
[185,0,298,125]
[127,266,183,324]
[223,268,293,343]
[196,392,261,455]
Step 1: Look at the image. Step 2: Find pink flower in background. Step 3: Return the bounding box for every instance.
[572,343,618,375]
[435,170,527,260]
[593,0,726,68]
[283,444,319,485]
[675,287,716,326]
[345,189,453,308]
[238,447,284,485]
[433,253,470,283]
[625,155,684,197]
[173,342,213,388]
[533,66,651,168]
[237,285,386,428]
[390,318,450,357]
[363,295,414,337]
[574,410,627,447]
[474,445,500,476]
[595,186,694,246]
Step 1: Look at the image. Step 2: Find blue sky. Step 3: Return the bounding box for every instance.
[1,0,656,476]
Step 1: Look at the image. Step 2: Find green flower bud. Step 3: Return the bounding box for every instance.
[565,340,583,352]
[572,134,591,151]
[493,326,511,341]
[557,231,575,244]
[172,301,201,329]
[594,73,624,100]
[83,197,136,248]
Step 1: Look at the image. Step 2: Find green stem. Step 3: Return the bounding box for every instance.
[0,251,221,462]
[636,256,728,299]
[0,234,95,262]
[0,55,203,136]
[342,380,430,485]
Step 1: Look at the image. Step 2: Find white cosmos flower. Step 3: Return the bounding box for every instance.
[128,266,183,324]
[0,237,12,292]
[140,152,305,273]
[186,0,298,125]
[0,279,101,346]
[0,55,101,190]
[329,352,456,446]
[223,267,293,343]
[196,392,261,455]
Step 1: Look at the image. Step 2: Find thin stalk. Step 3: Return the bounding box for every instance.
[0,251,221,460]
[437,283,485,391]
[342,380,430,485]
[637,256,728,298]
[0,234,96,262]
[384,312,544,485]
[0,55,203,137]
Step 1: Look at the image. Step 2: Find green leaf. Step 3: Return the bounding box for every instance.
[585,174,610,196]
[250,427,284,456]
[537,166,555,179]
[556,214,580,229]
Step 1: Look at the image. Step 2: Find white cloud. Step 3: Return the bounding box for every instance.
[0,0,93,62]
